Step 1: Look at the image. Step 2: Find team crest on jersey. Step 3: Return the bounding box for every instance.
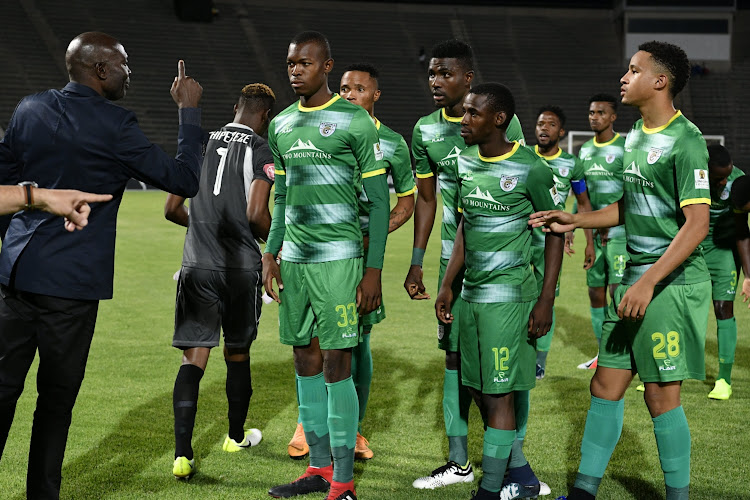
[500,175,518,192]
[606,153,616,164]
[319,122,337,137]
[437,324,445,340]
[558,166,570,178]
[263,163,275,181]
[720,186,730,200]
[647,148,663,164]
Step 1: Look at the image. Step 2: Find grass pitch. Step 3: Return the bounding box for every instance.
[0,191,747,499]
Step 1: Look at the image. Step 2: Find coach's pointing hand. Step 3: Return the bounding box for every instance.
[170,60,203,109]
[262,253,283,304]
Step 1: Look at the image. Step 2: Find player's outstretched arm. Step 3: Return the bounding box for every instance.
[20,186,112,230]
[734,211,750,307]
[435,218,465,324]
[617,203,709,321]
[528,232,564,339]
[529,197,623,233]
[164,194,188,227]
[405,176,436,300]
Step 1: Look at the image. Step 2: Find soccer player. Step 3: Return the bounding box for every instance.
[532,106,593,378]
[263,32,389,500]
[577,94,627,370]
[435,82,563,500]
[286,63,416,461]
[405,39,526,490]
[532,41,711,500]
[165,83,277,479]
[703,144,749,400]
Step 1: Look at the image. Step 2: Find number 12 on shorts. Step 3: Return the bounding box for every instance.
[492,347,510,371]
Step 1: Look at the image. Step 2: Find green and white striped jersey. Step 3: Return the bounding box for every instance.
[359,117,416,234]
[457,142,563,303]
[531,145,585,247]
[267,94,385,263]
[706,165,745,248]
[620,111,710,285]
[579,134,626,241]
[413,108,525,261]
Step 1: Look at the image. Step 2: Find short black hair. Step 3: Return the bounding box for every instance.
[343,63,379,83]
[469,83,515,128]
[730,175,750,209]
[238,83,276,113]
[638,40,690,97]
[589,93,618,112]
[537,105,566,128]
[707,144,732,169]
[290,31,332,59]
[431,39,473,71]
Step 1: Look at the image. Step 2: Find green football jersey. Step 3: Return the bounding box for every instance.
[621,111,711,285]
[413,108,525,261]
[267,94,385,263]
[579,133,626,240]
[457,142,563,303]
[359,117,416,234]
[706,165,745,247]
[530,145,585,247]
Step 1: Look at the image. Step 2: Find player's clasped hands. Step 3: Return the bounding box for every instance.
[170,60,203,109]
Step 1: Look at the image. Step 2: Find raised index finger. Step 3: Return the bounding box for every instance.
[178,60,186,79]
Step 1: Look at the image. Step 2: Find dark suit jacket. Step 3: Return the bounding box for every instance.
[0,82,203,300]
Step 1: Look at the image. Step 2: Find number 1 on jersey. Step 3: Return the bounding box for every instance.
[213,147,228,196]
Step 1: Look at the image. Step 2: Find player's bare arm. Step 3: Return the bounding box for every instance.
[246,179,272,242]
[617,203,709,321]
[434,217,465,324]
[573,190,596,269]
[733,211,750,307]
[529,196,624,233]
[528,232,564,339]
[388,193,415,233]
[404,175,436,299]
[164,194,189,227]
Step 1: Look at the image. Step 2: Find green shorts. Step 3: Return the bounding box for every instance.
[599,281,711,382]
[586,236,628,288]
[703,242,740,302]
[459,300,537,394]
[437,258,465,352]
[531,246,560,297]
[279,258,362,350]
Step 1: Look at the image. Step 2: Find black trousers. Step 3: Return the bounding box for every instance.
[0,285,99,500]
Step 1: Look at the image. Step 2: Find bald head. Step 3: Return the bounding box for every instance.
[66,32,131,101]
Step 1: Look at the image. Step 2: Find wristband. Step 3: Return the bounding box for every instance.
[411,247,425,266]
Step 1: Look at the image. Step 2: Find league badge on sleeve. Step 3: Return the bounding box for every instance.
[319,122,336,137]
[549,186,562,206]
[694,169,709,190]
[263,163,275,181]
[647,148,663,164]
[373,142,384,161]
[500,175,518,192]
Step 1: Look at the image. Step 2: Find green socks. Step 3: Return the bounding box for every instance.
[716,317,736,384]
[480,427,515,492]
[653,406,691,499]
[326,377,359,483]
[297,373,330,468]
[443,368,471,464]
[351,326,373,432]
[590,306,606,341]
[535,308,556,353]
[509,390,530,468]
[575,396,624,495]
